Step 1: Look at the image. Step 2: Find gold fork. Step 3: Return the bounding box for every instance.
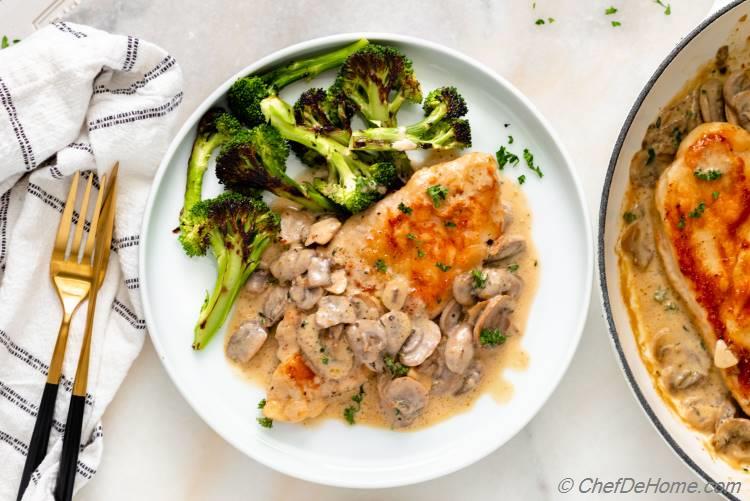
[16,169,110,501]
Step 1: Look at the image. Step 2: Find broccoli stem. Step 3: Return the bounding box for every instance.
[349,101,452,150]
[263,39,369,89]
[193,234,270,350]
[184,134,223,214]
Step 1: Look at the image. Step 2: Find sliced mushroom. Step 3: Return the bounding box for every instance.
[382,377,428,427]
[439,299,463,334]
[445,323,474,375]
[345,319,387,367]
[279,209,314,245]
[724,70,750,110]
[381,276,410,311]
[350,294,382,320]
[275,306,301,362]
[628,148,673,188]
[452,273,476,306]
[270,248,315,282]
[289,281,323,310]
[715,45,729,75]
[731,90,750,131]
[476,268,522,300]
[297,314,353,380]
[712,418,750,463]
[699,78,726,122]
[456,360,483,395]
[381,311,412,355]
[325,269,348,294]
[465,300,488,326]
[643,90,701,156]
[226,320,267,363]
[307,256,332,287]
[315,296,356,328]
[651,327,709,391]
[305,217,342,246]
[258,242,283,270]
[486,234,526,263]
[262,286,289,326]
[473,295,515,344]
[245,269,270,295]
[619,218,654,269]
[400,318,441,366]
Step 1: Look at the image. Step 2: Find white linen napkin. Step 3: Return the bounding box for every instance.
[0,22,183,500]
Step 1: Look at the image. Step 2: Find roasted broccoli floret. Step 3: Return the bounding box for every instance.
[227,39,369,128]
[349,86,471,151]
[333,44,422,127]
[261,95,397,213]
[179,108,242,257]
[215,124,338,212]
[191,192,279,349]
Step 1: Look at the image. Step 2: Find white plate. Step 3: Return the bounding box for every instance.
[139,33,592,488]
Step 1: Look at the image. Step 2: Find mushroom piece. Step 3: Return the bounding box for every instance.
[297,314,353,380]
[289,281,324,310]
[651,327,709,391]
[628,148,674,188]
[452,273,476,306]
[382,376,428,427]
[486,234,526,263]
[350,294,382,320]
[226,320,267,363]
[279,209,314,245]
[325,269,348,294]
[731,90,750,131]
[476,268,522,300]
[345,319,387,367]
[472,295,516,344]
[643,90,701,156]
[275,307,301,362]
[262,286,289,326]
[258,242,283,271]
[315,296,357,328]
[270,248,315,282]
[699,78,726,122]
[439,299,463,334]
[715,45,729,75]
[381,311,412,355]
[723,70,750,109]
[400,318,441,366]
[501,201,514,229]
[619,218,654,269]
[307,256,332,287]
[456,360,483,395]
[381,276,410,311]
[712,418,750,463]
[305,217,342,246]
[445,323,475,375]
[245,269,270,295]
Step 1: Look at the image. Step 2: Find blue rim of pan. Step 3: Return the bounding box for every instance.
[598,1,744,500]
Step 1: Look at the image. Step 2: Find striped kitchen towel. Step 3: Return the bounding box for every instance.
[0,22,182,500]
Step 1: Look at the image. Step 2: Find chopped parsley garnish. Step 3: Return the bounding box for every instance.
[496,146,520,169]
[611,20,622,27]
[677,215,686,229]
[623,211,638,224]
[693,169,722,181]
[655,0,671,15]
[688,201,706,219]
[406,232,417,240]
[374,258,387,272]
[547,17,555,23]
[436,262,452,272]
[713,191,720,200]
[646,147,656,165]
[426,185,448,207]
[535,18,545,25]
[480,328,507,347]
[344,385,365,425]
[384,354,410,377]
[471,269,487,289]
[523,148,544,178]
[508,135,514,144]
[417,248,426,258]
[398,202,413,215]
[321,354,329,365]
[605,6,618,15]
[518,175,526,185]
[1,36,20,49]
[672,127,683,148]
[257,399,266,409]
[507,263,520,273]
[257,417,273,428]
[444,220,457,228]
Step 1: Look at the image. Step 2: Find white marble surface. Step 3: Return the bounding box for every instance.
[51,0,726,499]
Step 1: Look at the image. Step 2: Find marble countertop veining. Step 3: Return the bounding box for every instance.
[62,1,722,499]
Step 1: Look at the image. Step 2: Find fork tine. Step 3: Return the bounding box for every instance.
[70,174,94,262]
[53,171,80,254]
[82,174,106,262]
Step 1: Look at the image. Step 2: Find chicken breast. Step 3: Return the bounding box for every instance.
[326,152,505,318]
[655,122,750,413]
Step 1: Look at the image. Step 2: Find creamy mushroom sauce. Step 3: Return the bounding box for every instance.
[225,172,537,429]
[618,41,750,469]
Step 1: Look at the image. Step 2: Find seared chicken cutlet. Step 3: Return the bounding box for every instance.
[326,152,505,318]
[655,122,750,414]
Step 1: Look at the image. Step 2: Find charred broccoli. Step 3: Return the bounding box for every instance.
[215,124,338,212]
[333,44,422,127]
[227,39,369,128]
[349,86,472,151]
[261,94,397,213]
[191,192,279,350]
[179,108,243,257]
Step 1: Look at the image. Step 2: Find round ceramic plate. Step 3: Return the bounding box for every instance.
[139,33,593,488]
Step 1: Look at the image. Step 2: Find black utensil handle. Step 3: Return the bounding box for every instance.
[16,382,59,501]
[53,394,85,501]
